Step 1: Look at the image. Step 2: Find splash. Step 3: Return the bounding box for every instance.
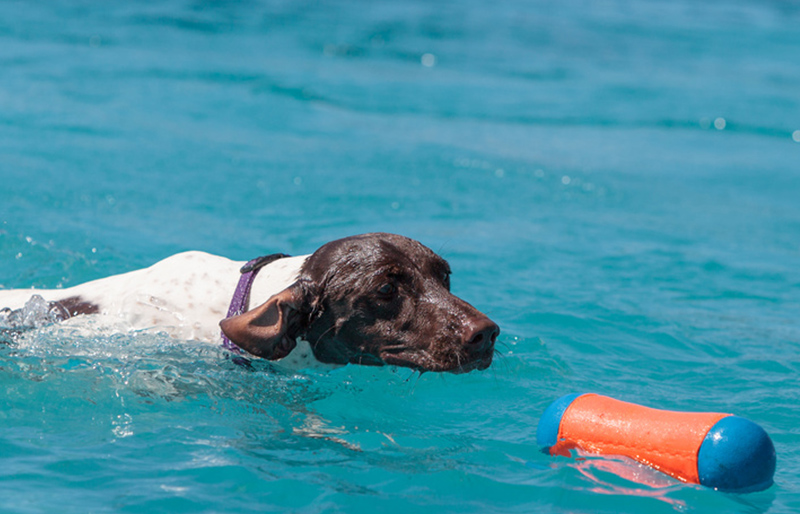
[0,294,68,332]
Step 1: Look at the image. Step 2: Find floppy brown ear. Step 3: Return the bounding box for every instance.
[219,285,303,359]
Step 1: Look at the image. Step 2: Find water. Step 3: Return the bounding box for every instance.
[1,0,799,512]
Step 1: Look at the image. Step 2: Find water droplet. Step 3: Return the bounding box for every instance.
[714,117,726,130]
[421,53,436,67]
[561,176,571,185]
[792,130,800,143]
[495,169,505,178]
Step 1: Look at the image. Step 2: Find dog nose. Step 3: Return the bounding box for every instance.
[464,318,500,353]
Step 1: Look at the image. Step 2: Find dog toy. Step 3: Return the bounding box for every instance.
[537,393,776,492]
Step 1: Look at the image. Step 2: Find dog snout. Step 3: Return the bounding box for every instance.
[463,317,499,354]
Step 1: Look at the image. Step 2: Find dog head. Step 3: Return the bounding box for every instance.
[220,233,499,373]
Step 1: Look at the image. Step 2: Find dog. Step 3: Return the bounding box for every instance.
[0,233,499,372]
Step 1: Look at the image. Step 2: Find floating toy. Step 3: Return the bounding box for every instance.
[537,393,776,492]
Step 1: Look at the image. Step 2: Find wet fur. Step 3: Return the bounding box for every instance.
[1,233,498,372]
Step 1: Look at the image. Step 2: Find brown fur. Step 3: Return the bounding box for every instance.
[221,233,499,373]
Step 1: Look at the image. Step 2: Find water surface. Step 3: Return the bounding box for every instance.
[1,1,799,512]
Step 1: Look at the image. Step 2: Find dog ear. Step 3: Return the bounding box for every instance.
[219,284,304,359]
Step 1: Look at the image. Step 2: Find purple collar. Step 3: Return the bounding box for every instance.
[221,253,290,353]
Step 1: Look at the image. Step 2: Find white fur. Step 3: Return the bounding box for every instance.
[0,252,325,367]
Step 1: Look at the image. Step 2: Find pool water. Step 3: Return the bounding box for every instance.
[2,0,799,512]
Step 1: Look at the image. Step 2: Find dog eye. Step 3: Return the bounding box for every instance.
[377,283,395,296]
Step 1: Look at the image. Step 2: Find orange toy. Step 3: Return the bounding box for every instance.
[537,393,776,492]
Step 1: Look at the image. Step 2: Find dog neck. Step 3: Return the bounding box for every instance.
[245,254,335,370]
[247,254,309,310]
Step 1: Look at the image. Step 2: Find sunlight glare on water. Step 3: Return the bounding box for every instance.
[1,0,800,513]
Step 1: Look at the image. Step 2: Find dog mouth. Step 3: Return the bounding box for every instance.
[453,354,493,373]
[380,348,493,373]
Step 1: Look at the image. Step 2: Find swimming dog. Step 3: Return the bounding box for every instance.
[0,233,499,373]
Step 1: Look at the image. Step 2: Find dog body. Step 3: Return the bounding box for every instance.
[1,234,499,372]
[0,251,307,343]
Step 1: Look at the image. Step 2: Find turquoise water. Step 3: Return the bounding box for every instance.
[2,0,799,512]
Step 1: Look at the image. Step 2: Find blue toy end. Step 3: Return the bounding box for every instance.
[536,393,584,452]
[697,416,776,492]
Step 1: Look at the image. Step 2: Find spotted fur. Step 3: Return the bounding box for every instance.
[1,234,499,372]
